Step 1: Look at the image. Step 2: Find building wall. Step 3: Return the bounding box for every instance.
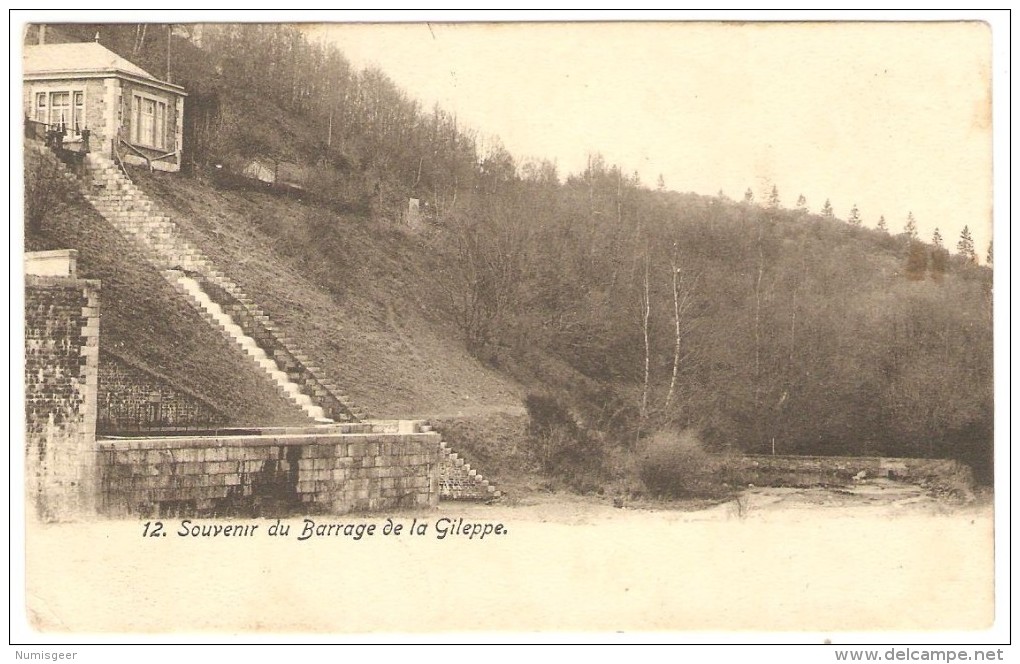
[97,352,228,434]
[25,274,101,521]
[98,432,442,517]
[24,78,110,153]
[117,78,182,172]
[25,249,78,278]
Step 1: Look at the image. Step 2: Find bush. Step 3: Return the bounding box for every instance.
[525,392,580,441]
[25,151,79,235]
[303,166,373,215]
[524,392,606,491]
[637,429,728,499]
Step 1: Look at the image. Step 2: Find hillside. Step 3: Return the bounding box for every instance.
[24,151,311,427]
[127,166,524,420]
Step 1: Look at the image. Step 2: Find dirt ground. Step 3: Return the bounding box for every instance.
[20,479,994,636]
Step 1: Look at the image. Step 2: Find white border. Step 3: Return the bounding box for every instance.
[7,9,1011,651]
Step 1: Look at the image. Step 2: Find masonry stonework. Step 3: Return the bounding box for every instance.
[729,454,975,494]
[25,274,101,521]
[97,352,228,434]
[98,430,442,517]
[117,78,182,172]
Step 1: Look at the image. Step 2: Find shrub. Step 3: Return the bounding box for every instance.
[524,392,606,491]
[525,392,580,441]
[25,152,78,235]
[637,429,727,499]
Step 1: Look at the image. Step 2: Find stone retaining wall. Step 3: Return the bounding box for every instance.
[729,454,974,493]
[98,431,442,517]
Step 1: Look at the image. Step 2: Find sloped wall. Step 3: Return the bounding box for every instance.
[97,351,228,433]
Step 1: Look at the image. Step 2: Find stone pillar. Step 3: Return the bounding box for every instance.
[176,94,184,169]
[104,77,120,159]
[406,198,421,229]
[25,268,101,521]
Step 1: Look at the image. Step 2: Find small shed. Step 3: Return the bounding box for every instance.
[242,158,276,185]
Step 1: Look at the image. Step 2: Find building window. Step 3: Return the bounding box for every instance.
[132,93,167,149]
[51,92,70,128]
[34,90,85,134]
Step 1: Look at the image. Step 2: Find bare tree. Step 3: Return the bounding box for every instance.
[663,244,700,414]
[753,212,765,406]
[133,24,148,55]
[640,250,651,426]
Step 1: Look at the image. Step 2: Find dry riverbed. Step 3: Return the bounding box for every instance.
[22,479,993,635]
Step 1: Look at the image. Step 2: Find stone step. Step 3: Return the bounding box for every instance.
[78,160,361,424]
[174,274,327,423]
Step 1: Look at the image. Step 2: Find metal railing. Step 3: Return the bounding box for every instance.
[24,116,91,153]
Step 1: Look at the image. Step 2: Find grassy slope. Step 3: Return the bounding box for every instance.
[25,164,310,427]
[32,26,530,429]
[129,167,524,421]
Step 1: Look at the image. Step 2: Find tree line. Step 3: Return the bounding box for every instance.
[431,158,993,482]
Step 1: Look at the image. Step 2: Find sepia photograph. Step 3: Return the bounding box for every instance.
[12,10,1007,651]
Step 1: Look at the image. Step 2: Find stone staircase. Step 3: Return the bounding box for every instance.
[74,149,364,423]
[174,273,331,422]
[419,422,501,500]
[27,139,500,499]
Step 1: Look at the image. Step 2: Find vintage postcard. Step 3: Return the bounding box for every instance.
[13,13,1006,646]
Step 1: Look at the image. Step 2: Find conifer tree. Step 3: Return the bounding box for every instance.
[904,212,918,239]
[821,199,834,218]
[930,228,948,282]
[877,215,888,232]
[957,226,977,263]
[744,188,754,204]
[847,204,861,227]
[767,185,780,210]
[795,194,807,212]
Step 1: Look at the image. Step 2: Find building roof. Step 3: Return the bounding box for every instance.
[23,42,185,94]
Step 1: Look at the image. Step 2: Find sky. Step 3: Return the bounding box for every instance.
[303,21,993,260]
